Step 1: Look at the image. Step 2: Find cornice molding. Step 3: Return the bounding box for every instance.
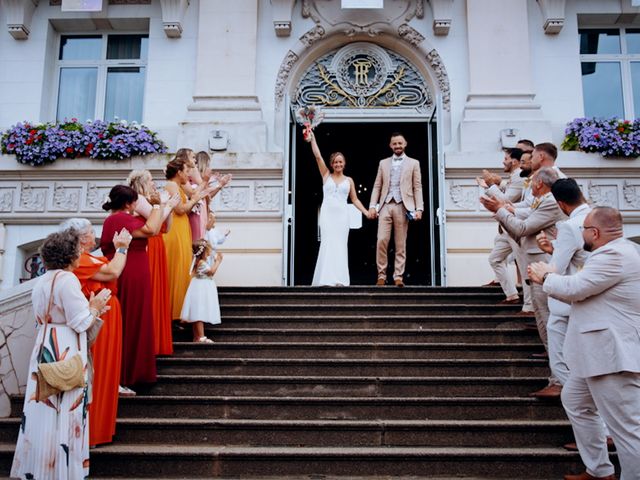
[537,0,566,34]
[2,0,39,40]
[159,0,189,38]
[271,0,295,37]
[428,0,453,36]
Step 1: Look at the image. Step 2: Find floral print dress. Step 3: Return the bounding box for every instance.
[11,270,94,480]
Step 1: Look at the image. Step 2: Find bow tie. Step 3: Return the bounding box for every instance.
[393,156,404,163]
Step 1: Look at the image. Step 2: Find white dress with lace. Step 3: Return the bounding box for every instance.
[180,256,221,325]
[312,176,351,286]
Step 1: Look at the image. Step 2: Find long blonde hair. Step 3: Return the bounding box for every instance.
[127,169,154,197]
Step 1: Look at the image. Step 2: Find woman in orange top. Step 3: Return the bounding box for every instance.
[128,169,178,355]
[61,217,132,447]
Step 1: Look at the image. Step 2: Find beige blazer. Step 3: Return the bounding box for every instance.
[369,156,424,212]
[543,238,640,378]
[494,192,566,254]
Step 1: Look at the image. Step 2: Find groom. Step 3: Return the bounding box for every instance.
[369,132,424,287]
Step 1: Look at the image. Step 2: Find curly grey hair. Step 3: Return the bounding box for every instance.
[59,217,93,235]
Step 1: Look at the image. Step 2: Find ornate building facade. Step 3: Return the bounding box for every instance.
[1,0,640,289]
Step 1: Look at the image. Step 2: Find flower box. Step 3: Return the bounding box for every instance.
[561,117,640,158]
[1,119,167,166]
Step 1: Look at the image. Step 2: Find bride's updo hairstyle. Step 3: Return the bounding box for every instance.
[329,152,345,172]
[102,185,139,212]
[165,157,188,180]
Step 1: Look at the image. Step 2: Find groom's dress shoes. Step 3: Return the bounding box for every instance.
[376,278,386,286]
[394,279,404,287]
[564,471,616,480]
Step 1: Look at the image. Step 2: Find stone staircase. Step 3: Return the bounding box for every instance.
[1,286,616,478]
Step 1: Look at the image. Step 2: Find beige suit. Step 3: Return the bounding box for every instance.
[544,238,640,479]
[487,170,525,299]
[494,193,566,379]
[369,156,424,281]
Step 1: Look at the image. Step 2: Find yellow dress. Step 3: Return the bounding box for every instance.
[163,184,193,320]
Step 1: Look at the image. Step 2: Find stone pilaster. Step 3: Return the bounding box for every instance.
[180,0,268,154]
[460,0,551,151]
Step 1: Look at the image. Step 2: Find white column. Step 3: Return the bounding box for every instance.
[181,0,267,153]
[460,0,551,151]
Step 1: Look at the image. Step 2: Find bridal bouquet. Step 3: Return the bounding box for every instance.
[295,106,324,142]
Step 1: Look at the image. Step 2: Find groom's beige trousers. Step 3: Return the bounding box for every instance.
[377,200,408,280]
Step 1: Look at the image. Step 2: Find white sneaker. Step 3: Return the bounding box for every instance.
[118,385,136,397]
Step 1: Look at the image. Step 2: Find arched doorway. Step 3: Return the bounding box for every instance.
[284,42,444,286]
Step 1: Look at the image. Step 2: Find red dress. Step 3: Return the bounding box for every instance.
[100,212,157,386]
[148,227,173,355]
[74,252,122,446]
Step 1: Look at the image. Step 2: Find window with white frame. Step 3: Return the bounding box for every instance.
[580,28,640,119]
[56,34,148,123]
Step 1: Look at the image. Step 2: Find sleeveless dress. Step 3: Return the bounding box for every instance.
[312,176,351,286]
[101,212,157,386]
[74,253,122,446]
[180,255,221,325]
[148,226,173,355]
[163,185,193,320]
[11,270,92,480]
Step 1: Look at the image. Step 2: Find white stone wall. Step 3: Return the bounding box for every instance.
[1,0,640,288]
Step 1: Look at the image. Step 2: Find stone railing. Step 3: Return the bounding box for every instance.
[0,280,37,417]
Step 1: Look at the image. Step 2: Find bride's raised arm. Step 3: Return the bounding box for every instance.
[307,131,329,180]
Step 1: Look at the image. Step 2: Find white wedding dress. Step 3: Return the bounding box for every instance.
[312,176,351,286]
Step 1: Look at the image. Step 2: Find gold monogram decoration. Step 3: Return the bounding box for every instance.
[293,43,432,111]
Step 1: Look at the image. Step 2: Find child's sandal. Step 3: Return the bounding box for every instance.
[196,336,214,344]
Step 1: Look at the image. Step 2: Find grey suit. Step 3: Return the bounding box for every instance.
[544,238,640,479]
[495,193,566,365]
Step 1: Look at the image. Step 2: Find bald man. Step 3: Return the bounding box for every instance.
[529,207,640,480]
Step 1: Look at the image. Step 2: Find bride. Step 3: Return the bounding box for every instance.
[306,131,370,286]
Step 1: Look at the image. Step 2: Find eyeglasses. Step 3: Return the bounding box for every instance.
[579,225,598,232]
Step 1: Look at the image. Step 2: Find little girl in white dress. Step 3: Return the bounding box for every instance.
[180,239,223,343]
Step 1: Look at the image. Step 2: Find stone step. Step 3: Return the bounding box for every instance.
[218,292,509,305]
[219,304,522,316]
[156,357,549,377]
[0,444,594,478]
[0,418,573,447]
[207,314,530,329]
[146,375,548,397]
[172,328,539,344]
[170,342,545,359]
[219,286,506,294]
[11,394,567,421]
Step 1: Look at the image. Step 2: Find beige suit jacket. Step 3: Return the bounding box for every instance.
[494,192,566,254]
[543,238,640,378]
[369,156,424,212]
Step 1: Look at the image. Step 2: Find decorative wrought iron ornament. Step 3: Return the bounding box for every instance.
[293,43,433,112]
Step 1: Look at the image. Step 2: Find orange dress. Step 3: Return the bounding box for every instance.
[74,252,122,447]
[163,186,193,320]
[149,226,173,355]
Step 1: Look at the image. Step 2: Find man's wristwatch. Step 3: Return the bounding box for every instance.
[542,272,551,283]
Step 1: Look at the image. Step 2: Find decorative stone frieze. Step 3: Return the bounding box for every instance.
[428,0,453,36]
[2,0,39,40]
[397,23,425,46]
[425,49,451,111]
[537,0,566,34]
[275,50,299,105]
[299,25,326,47]
[445,175,640,218]
[159,0,189,38]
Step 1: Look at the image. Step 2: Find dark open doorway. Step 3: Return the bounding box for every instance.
[290,122,439,286]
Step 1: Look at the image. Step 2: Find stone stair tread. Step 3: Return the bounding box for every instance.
[0,442,577,456]
[0,417,570,427]
[172,342,539,348]
[158,358,546,365]
[154,374,547,382]
[208,328,531,333]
